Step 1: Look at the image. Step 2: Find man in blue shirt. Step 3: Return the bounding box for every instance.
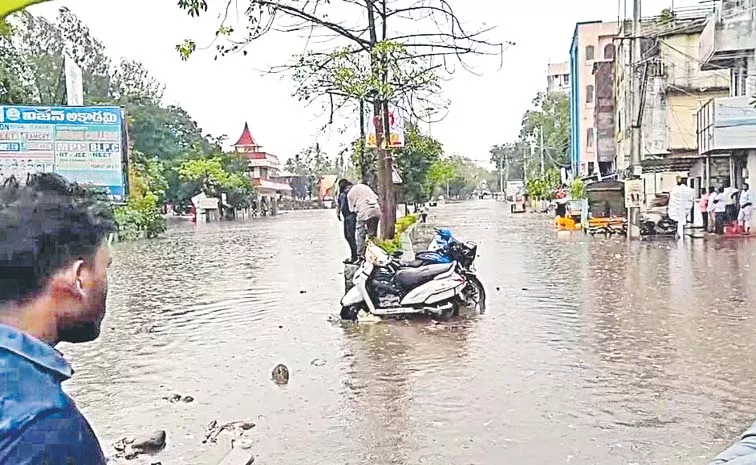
[336,179,358,263]
[0,173,115,464]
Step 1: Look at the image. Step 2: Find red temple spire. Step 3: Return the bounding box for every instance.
[233,122,259,148]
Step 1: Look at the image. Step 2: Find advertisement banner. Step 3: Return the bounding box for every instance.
[366,105,405,148]
[0,105,126,200]
[625,179,644,208]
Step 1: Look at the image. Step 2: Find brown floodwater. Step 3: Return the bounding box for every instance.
[61,200,756,464]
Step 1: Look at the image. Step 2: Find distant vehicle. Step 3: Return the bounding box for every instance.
[506,181,524,202]
[511,193,526,213]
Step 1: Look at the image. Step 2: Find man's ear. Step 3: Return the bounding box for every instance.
[49,260,86,299]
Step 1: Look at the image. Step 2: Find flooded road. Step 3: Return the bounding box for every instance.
[62,200,756,464]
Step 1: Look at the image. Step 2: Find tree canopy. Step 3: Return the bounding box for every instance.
[0,8,256,236]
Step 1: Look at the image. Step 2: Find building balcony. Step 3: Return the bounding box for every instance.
[698,0,756,70]
[697,96,756,154]
[247,156,280,170]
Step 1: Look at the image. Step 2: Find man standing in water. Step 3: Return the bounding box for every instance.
[713,186,728,235]
[347,181,381,257]
[669,177,695,239]
[738,182,753,234]
[0,173,115,464]
[336,179,358,263]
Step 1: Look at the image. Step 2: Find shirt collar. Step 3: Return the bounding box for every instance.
[0,324,73,379]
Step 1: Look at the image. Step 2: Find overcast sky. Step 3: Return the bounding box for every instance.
[30,0,699,167]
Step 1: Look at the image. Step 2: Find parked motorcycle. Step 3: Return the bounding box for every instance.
[405,228,485,310]
[412,228,478,270]
[640,211,677,236]
[340,241,486,321]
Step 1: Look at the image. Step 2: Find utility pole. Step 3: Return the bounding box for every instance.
[539,127,545,176]
[628,0,643,238]
[499,156,504,193]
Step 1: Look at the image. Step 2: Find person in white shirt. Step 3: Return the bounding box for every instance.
[713,187,728,235]
[346,181,381,257]
[724,183,739,224]
[669,177,695,239]
[738,183,753,234]
[704,186,716,233]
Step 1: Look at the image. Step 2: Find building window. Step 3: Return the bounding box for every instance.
[604,44,615,60]
[732,67,748,97]
[586,85,594,103]
[588,162,595,174]
[564,74,569,85]
[586,45,595,61]
[587,128,594,147]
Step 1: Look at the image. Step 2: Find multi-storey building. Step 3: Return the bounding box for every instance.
[569,21,620,176]
[696,0,756,190]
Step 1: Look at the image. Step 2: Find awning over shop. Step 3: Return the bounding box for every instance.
[586,179,624,192]
[640,157,697,174]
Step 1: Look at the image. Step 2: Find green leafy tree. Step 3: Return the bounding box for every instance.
[114,149,168,240]
[175,0,507,239]
[518,92,569,167]
[428,157,456,196]
[178,154,255,210]
[284,144,338,199]
[110,59,165,105]
[490,142,527,188]
[525,168,562,201]
[395,123,442,204]
[11,8,112,105]
[0,20,32,104]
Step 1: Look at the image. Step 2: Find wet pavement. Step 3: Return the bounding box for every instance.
[62,200,756,464]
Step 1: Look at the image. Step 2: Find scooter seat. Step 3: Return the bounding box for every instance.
[399,259,425,268]
[395,262,454,288]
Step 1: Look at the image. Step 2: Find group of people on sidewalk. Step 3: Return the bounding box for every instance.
[699,182,752,235]
[669,177,752,237]
[336,179,381,264]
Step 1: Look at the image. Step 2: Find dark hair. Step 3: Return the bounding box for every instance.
[338,179,352,191]
[709,186,716,193]
[0,173,116,305]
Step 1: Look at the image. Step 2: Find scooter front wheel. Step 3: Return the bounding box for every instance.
[340,304,363,321]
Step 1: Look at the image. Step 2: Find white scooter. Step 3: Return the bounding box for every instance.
[340,241,481,320]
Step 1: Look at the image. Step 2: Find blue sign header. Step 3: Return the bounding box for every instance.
[0,105,122,126]
[0,105,126,201]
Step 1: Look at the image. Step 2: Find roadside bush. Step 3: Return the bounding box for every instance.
[570,179,586,199]
[114,191,166,241]
[377,214,418,254]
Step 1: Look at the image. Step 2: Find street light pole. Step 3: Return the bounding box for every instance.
[628,0,643,238]
[539,126,545,176]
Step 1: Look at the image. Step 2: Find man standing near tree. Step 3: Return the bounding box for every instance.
[347,181,382,257]
[337,179,358,263]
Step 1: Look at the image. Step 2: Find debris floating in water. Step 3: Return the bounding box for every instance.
[272,364,290,384]
[162,393,194,404]
[203,420,256,444]
[113,430,167,460]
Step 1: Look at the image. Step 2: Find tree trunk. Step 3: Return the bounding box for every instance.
[380,100,396,239]
[365,0,394,239]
